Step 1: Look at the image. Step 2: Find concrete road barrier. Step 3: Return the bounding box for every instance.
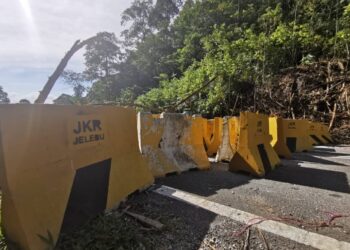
[282,119,314,152]
[229,112,281,177]
[202,117,223,157]
[138,113,210,177]
[215,117,239,162]
[319,123,334,144]
[138,113,180,177]
[0,104,154,250]
[269,117,292,159]
[309,122,328,145]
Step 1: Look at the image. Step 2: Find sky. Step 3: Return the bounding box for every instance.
[0,0,132,103]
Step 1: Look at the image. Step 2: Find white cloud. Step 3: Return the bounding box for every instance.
[0,0,132,101]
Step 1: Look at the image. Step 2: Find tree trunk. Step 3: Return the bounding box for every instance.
[35,36,97,104]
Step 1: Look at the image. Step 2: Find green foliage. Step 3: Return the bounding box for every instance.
[84,32,122,81]
[116,87,138,105]
[62,0,350,116]
[333,3,350,58]
[121,0,154,45]
[135,0,350,114]
[136,25,269,114]
[62,70,87,98]
[86,80,117,104]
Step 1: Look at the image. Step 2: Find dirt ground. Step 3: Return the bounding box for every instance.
[57,191,315,250]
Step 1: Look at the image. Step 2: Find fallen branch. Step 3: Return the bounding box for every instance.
[35,35,98,104]
[125,211,164,230]
[164,76,217,112]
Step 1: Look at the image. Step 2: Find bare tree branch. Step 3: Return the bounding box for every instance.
[35,36,98,104]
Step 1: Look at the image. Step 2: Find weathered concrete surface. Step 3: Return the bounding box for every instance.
[138,113,210,177]
[157,145,350,245]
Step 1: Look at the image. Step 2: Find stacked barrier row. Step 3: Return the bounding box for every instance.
[0,105,334,249]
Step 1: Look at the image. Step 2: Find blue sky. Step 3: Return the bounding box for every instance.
[0,0,132,103]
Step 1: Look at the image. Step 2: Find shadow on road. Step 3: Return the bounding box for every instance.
[157,164,252,197]
[308,150,350,157]
[158,154,350,195]
[128,192,220,249]
[266,161,350,194]
[291,153,348,166]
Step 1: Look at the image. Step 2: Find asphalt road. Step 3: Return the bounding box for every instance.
[59,145,350,249]
[156,145,350,247]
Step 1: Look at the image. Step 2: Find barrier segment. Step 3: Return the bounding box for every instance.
[308,122,327,145]
[319,123,334,144]
[282,119,314,152]
[202,118,223,157]
[229,112,281,177]
[269,117,292,159]
[0,105,154,250]
[138,113,210,176]
[215,117,239,162]
[137,113,179,177]
[181,116,211,169]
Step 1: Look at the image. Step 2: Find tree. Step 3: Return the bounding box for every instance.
[84,32,122,81]
[78,0,350,117]
[0,86,10,104]
[121,0,154,46]
[62,70,87,98]
[59,32,123,104]
[53,94,75,105]
[19,99,30,104]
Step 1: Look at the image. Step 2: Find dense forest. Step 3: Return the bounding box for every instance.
[57,0,349,130]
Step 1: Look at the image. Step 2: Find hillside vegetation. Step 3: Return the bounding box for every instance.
[61,0,350,131]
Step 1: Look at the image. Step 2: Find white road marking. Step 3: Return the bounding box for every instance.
[154,185,350,250]
[327,155,350,160]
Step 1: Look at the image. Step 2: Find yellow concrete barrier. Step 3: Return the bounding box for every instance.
[319,123,333,144]
[308,122,327,145]
[137,113,179,177]
[215,117,239,162]
[308,122,333,145]
[204,118,221,156]
[180,115,210,169]
[229,112,280,177]
[269,117,292,159]
[0,104,154,250]
[138,113,210,176]
[282,119,314,152]
[201,117,223,157]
